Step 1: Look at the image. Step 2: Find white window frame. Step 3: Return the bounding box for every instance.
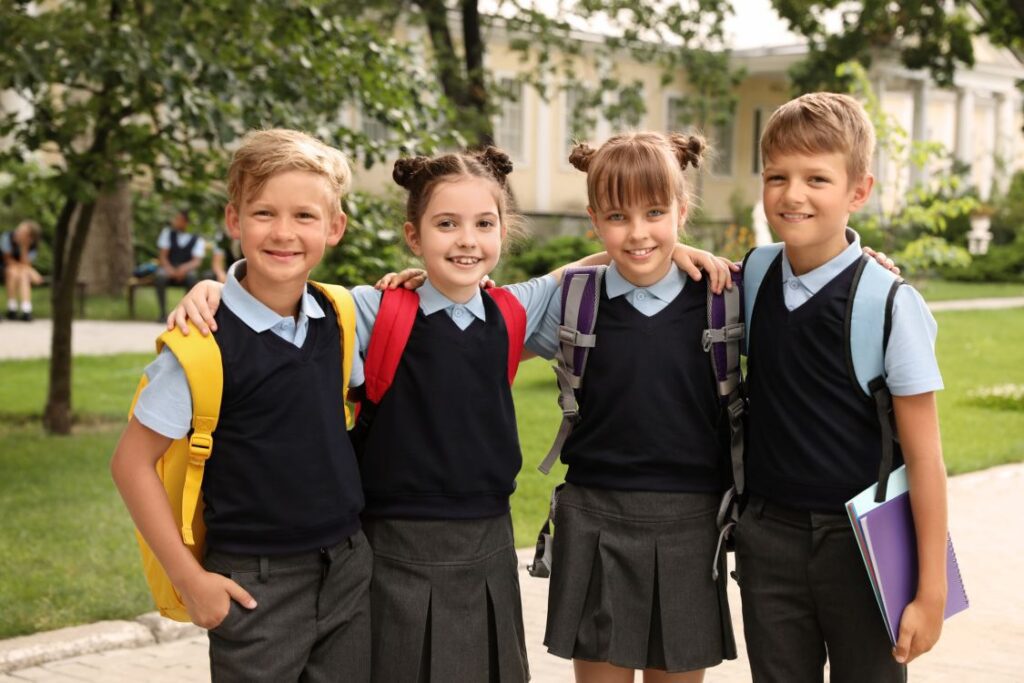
[493,75,529,166]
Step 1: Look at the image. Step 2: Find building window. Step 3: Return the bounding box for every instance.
[667,97,733,176]
[667,96,688,131]
[564,87,586,152]
[494,78,525,161]
[361,110,388,143]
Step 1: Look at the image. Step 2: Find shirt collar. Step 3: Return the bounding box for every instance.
[418,279,487,321]
[604,262,687,301]
[223,259,325,333]
[781,227,862,295]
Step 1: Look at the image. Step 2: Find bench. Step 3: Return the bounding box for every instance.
[126,275,155,320]
[38,277,88,317]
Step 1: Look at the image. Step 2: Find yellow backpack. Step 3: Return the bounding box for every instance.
[128,282,357,621]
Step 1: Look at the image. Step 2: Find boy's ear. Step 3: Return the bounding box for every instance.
[848,173,875,212]
[326,211,347,247]
[403,221,422,256]
[224,204,242,240]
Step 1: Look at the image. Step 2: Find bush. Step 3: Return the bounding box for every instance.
[938,238,1024,282]
[499,234,603,281]
[313,190,416,287]
[990,171,1024,246]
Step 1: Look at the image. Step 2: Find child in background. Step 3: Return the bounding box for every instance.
[1,220,43,321]
[735,92,947,681]
[529,132,738,683]
[111,129,372,682]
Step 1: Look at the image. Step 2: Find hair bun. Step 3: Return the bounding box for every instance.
[477,146,514,185]
[669,133,706,170]
[392,156,431,189]
[568,142,597,172]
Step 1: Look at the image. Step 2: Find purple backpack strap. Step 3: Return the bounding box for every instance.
[537,266,605,475]
[703,267,749,582]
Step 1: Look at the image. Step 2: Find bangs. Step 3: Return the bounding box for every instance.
[588,144,677,211]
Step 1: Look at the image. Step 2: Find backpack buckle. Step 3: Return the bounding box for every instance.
[557,325,596,348]
[727,397,746,422]
[188,433,213,462]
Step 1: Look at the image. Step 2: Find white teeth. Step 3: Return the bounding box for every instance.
[450,257,480,265]
[782,213,811,219]
[627,248,654,256]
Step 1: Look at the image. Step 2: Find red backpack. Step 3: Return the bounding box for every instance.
[359,287,527,408]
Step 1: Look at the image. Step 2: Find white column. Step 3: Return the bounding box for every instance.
[869,75,888,213]
[534,81,552,212]
[994,92,1016,194]
[955,86,975,169]
[910,80,929,188]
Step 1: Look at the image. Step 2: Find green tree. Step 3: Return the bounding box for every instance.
[841,62,974,274]
[351,1,743,149]
[0,0,450,434]
[771,0,1024,92]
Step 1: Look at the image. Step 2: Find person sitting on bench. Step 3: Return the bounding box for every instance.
[154,209,205,321]
[1,220,43,322]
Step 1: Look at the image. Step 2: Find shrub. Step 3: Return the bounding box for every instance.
[939,238,1024,282]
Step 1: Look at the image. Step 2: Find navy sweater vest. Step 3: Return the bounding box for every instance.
[201,287,363,554]
[561,278,729,492]
[167,231,198,266]
[745,256,899,512]
[355,293,521,519]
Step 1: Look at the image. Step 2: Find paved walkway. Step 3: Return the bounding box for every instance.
[1,301,1022,681]
[2,463,1021,681]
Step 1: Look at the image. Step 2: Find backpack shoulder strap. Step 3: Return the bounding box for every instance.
[486,287,527,385]
[362,287,420,404]
[157,326,223,546]
[309,281,357,423]
[538,265,606,475]
[846,255,905,502]
[702,270,747,496]
[741,243,784,353]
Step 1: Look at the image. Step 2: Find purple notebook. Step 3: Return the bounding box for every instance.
[858,489,970,644]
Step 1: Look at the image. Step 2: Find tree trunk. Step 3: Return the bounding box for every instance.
[78,181,134,296]
[44,199,96,435]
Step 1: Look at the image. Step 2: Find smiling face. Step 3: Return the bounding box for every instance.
[761,150,873,272]
[404,176,505,303]
[589,198,685,287]
[226,169,345,299]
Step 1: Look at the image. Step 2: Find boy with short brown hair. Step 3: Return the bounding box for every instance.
[112,129,370,682]
[736,93,949,682]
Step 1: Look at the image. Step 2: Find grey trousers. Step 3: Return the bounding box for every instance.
[204,531,373,683]
[734,496,906,683]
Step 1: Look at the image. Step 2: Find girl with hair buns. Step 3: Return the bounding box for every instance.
[530,131,739,682]
[167,143,733,682]
[353,146,728,682]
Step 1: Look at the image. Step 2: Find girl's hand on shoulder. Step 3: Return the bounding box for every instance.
[892,593,945,664]
[672,244,739,294]
[375,268,427,291]
[166,280,224,336]
[862,246,901,276]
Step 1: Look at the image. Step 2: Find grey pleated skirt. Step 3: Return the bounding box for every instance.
[543,483,737,672]
[362,514,529,683]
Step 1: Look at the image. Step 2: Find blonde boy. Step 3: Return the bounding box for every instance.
[111,129,371,682]
[735,93,948,682]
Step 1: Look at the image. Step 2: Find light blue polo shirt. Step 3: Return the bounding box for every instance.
[350,276,559,372]
[779,232,943,396]
[527,262,689,360]
[133,261,327,439]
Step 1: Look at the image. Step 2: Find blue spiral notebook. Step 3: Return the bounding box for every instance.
[846,465,969,645]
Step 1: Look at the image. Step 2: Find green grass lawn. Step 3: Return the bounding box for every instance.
[1,285,190,322]
[913,279,1024,302]
[2,279,1022,324]
[1,309,1022,637]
